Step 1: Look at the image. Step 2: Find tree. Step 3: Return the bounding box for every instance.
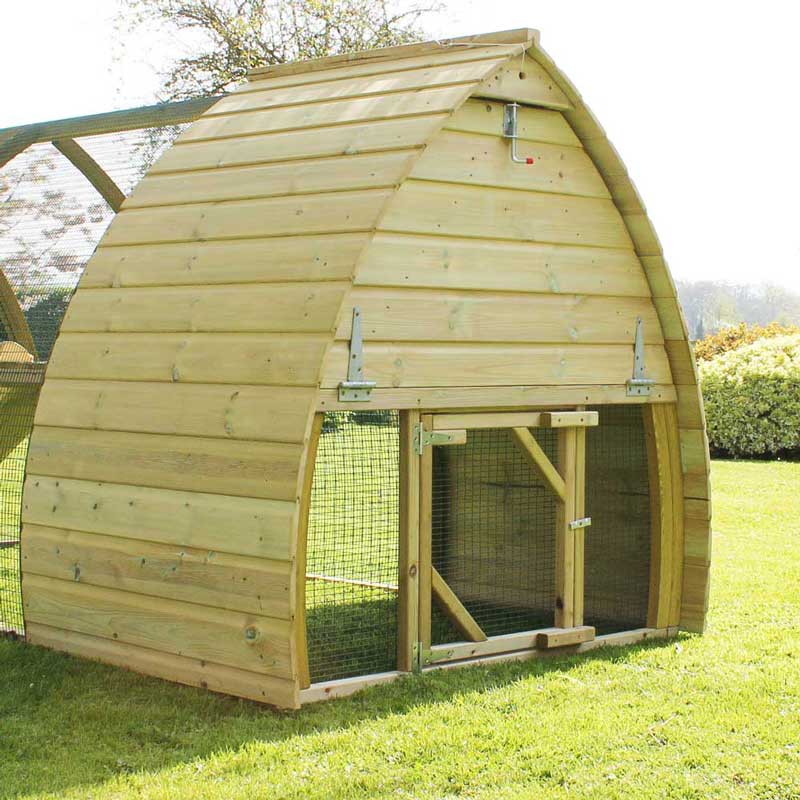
[121,0,443,100]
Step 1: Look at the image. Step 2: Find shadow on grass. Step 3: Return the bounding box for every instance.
[0,632,686,799]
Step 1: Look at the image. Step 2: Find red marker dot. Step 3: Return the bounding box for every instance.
[526,157,534,165]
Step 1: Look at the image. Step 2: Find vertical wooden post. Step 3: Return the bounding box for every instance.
[398,410,421,672]
[644,404,685,629]
[294,412,324,690]
[418,413,434,654]
[573,425,586,627]
[555,427,577,628]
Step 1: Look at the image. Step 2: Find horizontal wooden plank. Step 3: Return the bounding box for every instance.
[536,626,595,649]
[337,288,663,344]
[22,524,292,618]
[412,130,609,198]
[210,59,503,116]
[102,190,391,247]
[48,332,327,386]
[62,282,348,334]
[151,115,446,174]
[27,623,298,708]
[82,233,368,289]
[35,380,313,443]
[474,56,571,109]
[23,574,293,678]
[445,99,580,146]
[432,411,543,430]
[244,45,521,91]
[381,181,633,248]
[179,85,471,143]
[322,342,673,388]
[23,476,295,561]
[356,233,650,296]
[27,427,303,501]
[127,150,417,208]
[317,384,677,411]
[540,411,599,427]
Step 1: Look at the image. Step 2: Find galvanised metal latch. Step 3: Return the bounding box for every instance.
[338,306,376,402]
[568,517,592,531]
[413,424,467,455]
[503,103,536,165]
[626,316,655,397]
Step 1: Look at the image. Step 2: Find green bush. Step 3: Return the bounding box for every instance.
[694,321,799,362]
[700,334,800,457]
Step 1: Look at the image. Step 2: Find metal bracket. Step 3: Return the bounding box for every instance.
[568,517,592,531]
[503,103,536,165]
[413,424,463,455]
[626,316,655,397]
[338,306,376,402]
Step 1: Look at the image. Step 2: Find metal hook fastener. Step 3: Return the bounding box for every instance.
[503,103,536,165]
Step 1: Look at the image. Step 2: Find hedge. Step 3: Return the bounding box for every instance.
[699,334,800,457]
[694,321,799,362]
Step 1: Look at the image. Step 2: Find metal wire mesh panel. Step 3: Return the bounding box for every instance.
[584,405,652,633]
[0,126,181,634]
[305,411,400,683]
[431,428,558,644]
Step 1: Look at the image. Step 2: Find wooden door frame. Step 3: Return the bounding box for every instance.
[414,410,596,667]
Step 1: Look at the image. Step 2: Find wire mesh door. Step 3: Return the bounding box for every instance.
[418,412,594,666]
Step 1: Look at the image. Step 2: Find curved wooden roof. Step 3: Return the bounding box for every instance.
[21,29,711,707]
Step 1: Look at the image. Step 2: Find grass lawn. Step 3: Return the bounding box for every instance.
[0,459,798,799]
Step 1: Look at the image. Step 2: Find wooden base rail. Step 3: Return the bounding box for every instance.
[299,627,677,704]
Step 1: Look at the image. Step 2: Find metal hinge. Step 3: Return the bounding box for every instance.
[626,316,655,397]
[413,424,465,455]
[338,306,376,402]
[568,517,592,531]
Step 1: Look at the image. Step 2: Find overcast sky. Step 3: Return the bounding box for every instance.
[2,0,799,291]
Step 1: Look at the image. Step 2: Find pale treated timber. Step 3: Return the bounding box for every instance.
[82,234,369,289]
[555,427,577,628]
[48,332,328,387]
[125,150,418,209]
[431,566,487,643]
[300,628,676,703]
[53,138,126,212]
[540,411,599,428]
[23,574,294,678]
[151,116,447,175]
[321,343,674,389]
[295,413,323,689]
[398,410,421,672]
[27,623,299,709]
[208,58,506,117]
[444,99,580,147]
[336,289,663,345]
[26,427,303,502]
[316,385,677,412]
[62,283,348,334]
[474,55,571,109]
[23,476,295,561]
[418,414,434,650]
[536,626,595,649]
[411,129,609,199]
[244,45,524,91]
[356,233,650,297]
[573,424,587,626]
[381,181,634,249]
[100,189,392,247]
[179,85,473,144]
[35,380,314,443]
[432,412,543,430]
[511,427,566,502]
[248,31,531,81]
[21,524,292,619]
